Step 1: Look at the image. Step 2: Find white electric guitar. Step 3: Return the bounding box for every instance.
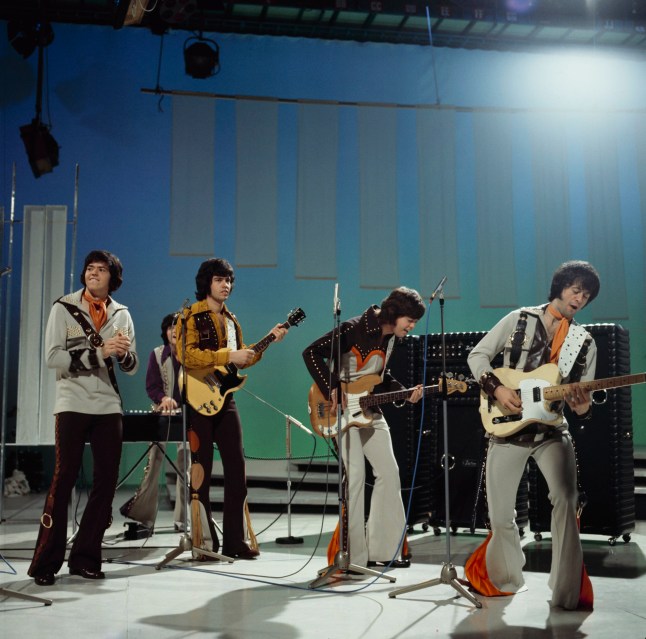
[480,363,646,437]
[308,374,467,438]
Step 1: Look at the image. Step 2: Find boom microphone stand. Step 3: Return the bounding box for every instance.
[389,277,481,607]
[241,387,313,544]
[156,304,233,569]
[309,285,395,588]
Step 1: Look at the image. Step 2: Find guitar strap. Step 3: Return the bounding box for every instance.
[508,312,528,370]
[57,300,121,398]
[193,311,239,350]
[381,336,395,381]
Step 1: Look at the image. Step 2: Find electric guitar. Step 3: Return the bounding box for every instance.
[308,374,468,438]
[480,363,646,437]
[182,308,306,416]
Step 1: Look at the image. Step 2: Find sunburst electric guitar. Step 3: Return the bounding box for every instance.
[480,363,646,437]
[308,375,468,438]
[182,308,306,416]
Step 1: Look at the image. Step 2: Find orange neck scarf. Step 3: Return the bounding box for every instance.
[83,290,108,332]
[547,304,570,364]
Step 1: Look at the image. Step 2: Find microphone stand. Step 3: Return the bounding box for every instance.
[156,305,233,569]
[241,387,312,544]
[389,280,481,607]
[309,285,395,588]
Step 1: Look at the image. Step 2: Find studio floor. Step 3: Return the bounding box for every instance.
[1,489,645,639]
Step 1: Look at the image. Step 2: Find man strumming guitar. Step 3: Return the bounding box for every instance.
[464,260,600,611]
[302,287,425,570]
[176,257,288,560]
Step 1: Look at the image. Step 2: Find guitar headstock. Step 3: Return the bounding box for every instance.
[286,307,306,328]
[441,378,468,394]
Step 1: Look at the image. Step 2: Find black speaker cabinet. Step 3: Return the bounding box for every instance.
[426,393,529,534]
[384,332,528,535]
[367,336,435,528]
[528,323,636,544]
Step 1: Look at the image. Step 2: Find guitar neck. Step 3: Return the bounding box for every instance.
[224,320,289,376]
[251,320,290,356]
[361,384,439,409]
[543,373,646,401]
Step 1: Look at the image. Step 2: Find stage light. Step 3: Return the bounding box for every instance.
[6,19,54,58]
[183,36,220,79]
[19,119,60,178]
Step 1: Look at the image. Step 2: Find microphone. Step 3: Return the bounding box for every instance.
[429,276,447,303]
[333,283,341,316]
[176,298,190,314]
[0,266,11,277]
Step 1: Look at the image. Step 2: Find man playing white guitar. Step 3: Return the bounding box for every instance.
[302,286,425,570]
[464,260,601,611]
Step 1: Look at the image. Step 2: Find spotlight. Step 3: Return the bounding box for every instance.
[19,119,60,178]
[6,19,54,58]
[183,36,220,79]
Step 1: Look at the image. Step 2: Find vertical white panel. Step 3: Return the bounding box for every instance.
[16,205,67,445]
[529,114,572,294]
[416,109,460,299]
[473,112,518,308]
[583,116,628,320]
[295,103,338,280]
[235,100,279,266]
[170,95,215,256]
[358,106,399,289]
[41,206,68,443]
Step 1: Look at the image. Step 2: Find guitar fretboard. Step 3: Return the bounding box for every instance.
[359,384,439,409]
[543,373,646,401]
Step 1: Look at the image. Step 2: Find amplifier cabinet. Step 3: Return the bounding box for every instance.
[528,323,636,543]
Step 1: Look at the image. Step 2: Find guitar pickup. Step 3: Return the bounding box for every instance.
[492,414,522,425]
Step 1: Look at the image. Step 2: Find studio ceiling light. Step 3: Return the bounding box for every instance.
[183,35,220,79]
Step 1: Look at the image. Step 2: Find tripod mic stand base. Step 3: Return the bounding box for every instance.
[308,550,396,589]
[275,535,303,545]
[0,587,52,606]
[388,562,481,607]
[155,533,234,570]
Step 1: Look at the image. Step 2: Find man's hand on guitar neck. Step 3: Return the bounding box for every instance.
[408,384,424,404]
[227,324,289,368]
[564,382,592,416]
[270,323,289,342]
[494,386,523,414]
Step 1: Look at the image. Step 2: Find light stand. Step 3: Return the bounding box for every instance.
[0,260,52,606]
[389,279,481,607]
[309,285,395,589]
[241,387,312,545]
[156,306,233,569]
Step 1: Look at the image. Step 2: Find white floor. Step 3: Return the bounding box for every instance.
[1,490,645,639]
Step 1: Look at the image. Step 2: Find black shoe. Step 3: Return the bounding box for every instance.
[367,559,411,569]
[232,547,260,560]
[69,567,105,580]
[33,573,55,586]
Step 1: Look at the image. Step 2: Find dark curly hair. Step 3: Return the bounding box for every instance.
[195,258,235,301]
[549,260,600,304]
[379,287,426,325]
[160,313,179,345]
[80,250,123,293]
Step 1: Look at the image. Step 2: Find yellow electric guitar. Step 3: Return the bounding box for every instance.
[480,363,646,437]
[182,308,306,416]
[308,374,468,438]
